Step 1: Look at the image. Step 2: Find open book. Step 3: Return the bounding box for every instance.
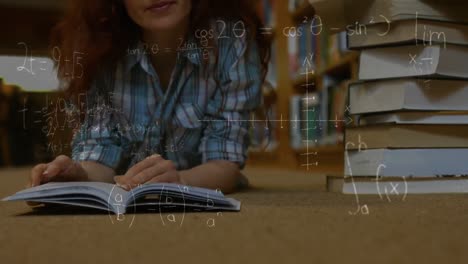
[2,182,241,214]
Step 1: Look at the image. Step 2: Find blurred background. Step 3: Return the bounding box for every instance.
[0,0,354,174]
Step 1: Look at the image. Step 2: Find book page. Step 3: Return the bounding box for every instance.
[3,182,124,204]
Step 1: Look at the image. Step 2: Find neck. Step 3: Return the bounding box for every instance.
[142,19,190,54]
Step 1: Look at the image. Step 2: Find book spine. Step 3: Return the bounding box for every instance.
[289,95,302,149]
[288,35,299,77]
[303,93,320,145]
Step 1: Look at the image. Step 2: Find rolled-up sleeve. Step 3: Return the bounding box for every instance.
[199,34,263,169]
[71,81,125,171]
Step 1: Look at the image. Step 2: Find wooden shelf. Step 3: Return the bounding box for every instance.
[292,52,359,92]
[263,27,277,42]
[247,148,279,166]
[249,142,278,154]
[319,52,359,77]
[248,0,355,175]
[263,88,277,104]
[292,71,316,89]
[295,144,344,154]
[248,144,345,173]
[295,144,344,174]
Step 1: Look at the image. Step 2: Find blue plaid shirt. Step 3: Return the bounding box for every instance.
[71,26,262,173]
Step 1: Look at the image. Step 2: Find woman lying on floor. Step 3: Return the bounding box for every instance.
[29,0,270,194]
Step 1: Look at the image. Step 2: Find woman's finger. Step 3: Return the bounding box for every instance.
[30,156,76,188]
[122,154,162,180]
[30,164,48,187]
[131,162,169,184]
[45,155,73,179]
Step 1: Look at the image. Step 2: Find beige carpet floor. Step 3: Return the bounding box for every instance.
[1,166,467,264]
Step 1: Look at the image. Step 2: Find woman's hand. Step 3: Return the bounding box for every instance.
[29,155,88,188]
[114,154,183,190]
[27,155,88,207]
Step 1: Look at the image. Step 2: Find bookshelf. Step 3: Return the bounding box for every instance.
[247,0,359,174]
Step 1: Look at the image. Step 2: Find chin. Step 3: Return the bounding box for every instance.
[144,17,183,31]
[139,0,190,32]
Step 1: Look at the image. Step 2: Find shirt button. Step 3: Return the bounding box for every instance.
[154,119,161,126]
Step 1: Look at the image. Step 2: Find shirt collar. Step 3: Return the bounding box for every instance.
[180,34,204,66]
[124,37,203,74]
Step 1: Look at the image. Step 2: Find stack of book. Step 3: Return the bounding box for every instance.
[343,0,468,194]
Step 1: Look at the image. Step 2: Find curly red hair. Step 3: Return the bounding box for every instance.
[50,0,271,98]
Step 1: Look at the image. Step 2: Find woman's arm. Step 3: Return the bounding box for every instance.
[114,156,243,193]
[29,75,129,188]
[179,160,242,193]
